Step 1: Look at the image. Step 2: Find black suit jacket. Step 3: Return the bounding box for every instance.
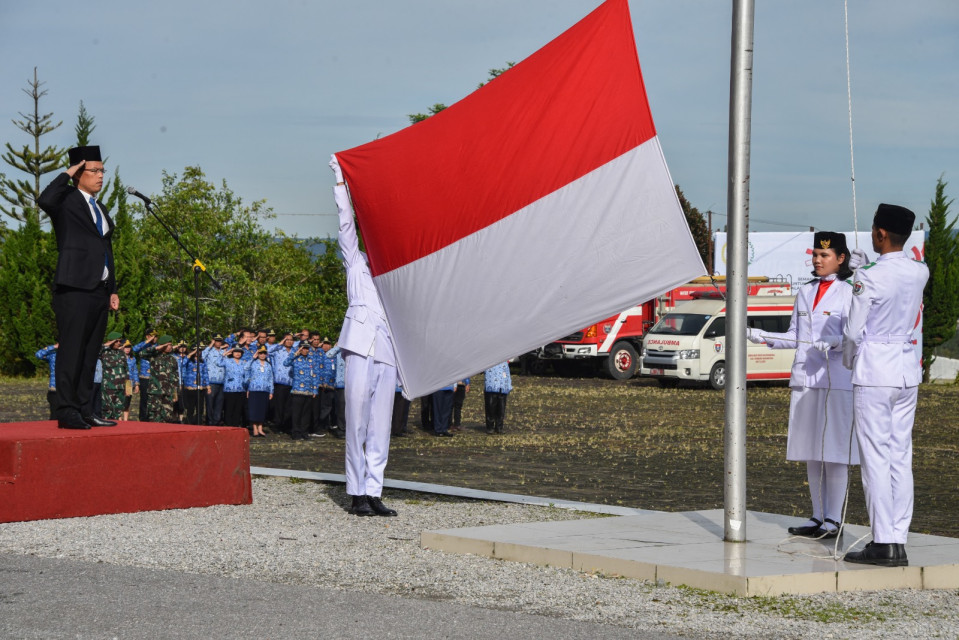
[38,172,117,293]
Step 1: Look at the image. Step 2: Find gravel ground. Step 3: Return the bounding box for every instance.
[0,477,957,639]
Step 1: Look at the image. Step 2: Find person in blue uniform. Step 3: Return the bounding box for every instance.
[181,346,209,425]
[284,341,316,441]
[132,332,156,421]
[35,343,59,419]
[220,346,251,427]
[484,362,513,434]
[247,346,274,437]
[747,232,858,539]
[203,334,227,425]
[326,342,346,439]
[451,378,470,431]
[268,333,294,434]
[841,204,929,567]
[432,382,456,438]
[314,337,337,436]
[122,340,139,421]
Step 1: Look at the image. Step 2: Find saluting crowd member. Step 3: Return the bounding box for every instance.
[451,378,470,431]
[89,358,104,420]
[312,336,336,437]
[181,347,209,425]
[203,334,227,425]
[173,341,190,422]
[326,343,346,439]
[221,346,251,427]
[285,340,317,441]
[432,382,455,438]
[331,155,398,517]
[122,340,138,421]
[307,332,327,437]
[268,333,295,434]
[748,231,858,539]
[841,204,928,568]
[35,344,59,419]
[132,332,156,421]
[100,331,128,421]
[140,335,180,423]
[391,382,411,438]
[37,145,119,430]
[483,362,513,435]
[247,346,274,437]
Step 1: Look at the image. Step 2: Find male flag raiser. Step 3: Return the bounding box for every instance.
[335,0,706,397]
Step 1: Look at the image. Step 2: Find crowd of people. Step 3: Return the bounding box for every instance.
[35,326,514,440]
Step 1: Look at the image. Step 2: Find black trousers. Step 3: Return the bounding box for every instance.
[86,383,102,418]
[52,284,109,420]
[290,393,312,439]
[271,383,291,432]
[206,383,224,425]
[391,392,411,436]
[333,388,346,431]
[420,395,433,431]
[183,388,205,425]
[432,390,453,435]
[452,384,467,426]
[315,387,334,432]
[139,377,151,421]
[484,391,508,432]
[223,392,247,427]
[46,389,58,420]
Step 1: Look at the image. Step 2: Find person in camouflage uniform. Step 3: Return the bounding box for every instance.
[140,335,180,423]
[99,331,128,420]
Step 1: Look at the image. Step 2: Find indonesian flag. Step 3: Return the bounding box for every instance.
[335,0,706,398]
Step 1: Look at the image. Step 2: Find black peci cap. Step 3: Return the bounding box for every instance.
[873,203,915,236]
[68,146,102,165]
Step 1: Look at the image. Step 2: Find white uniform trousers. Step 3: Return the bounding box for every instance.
[854,384,918,544]
[344,352,396,498]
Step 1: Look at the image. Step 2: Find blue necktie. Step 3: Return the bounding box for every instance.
[89,196,104,236]
[89,196,109,276]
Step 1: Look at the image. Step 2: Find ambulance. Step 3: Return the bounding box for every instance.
[640,295,796,389]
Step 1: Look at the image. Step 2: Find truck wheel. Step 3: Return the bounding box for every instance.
[709,361,726,390]
[605,342,637,380]
[657,378,680,388]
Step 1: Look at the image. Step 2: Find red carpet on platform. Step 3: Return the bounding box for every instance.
[0,420,252,523]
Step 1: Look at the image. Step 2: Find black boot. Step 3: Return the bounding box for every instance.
[367,496,398,517]
[350,495,374,516]
[844,541,908,567]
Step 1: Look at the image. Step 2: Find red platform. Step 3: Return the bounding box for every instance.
[0,420,252,523]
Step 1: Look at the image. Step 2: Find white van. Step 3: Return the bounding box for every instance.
[640,295,796,389]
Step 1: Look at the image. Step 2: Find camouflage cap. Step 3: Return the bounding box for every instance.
[157,335,173,346]
[106,331,123,342]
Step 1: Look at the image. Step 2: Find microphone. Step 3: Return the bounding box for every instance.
[126,186,151,205]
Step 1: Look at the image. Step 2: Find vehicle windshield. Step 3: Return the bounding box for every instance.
[648,313,712,336]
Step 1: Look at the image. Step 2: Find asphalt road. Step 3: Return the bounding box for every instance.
[0,553,679,640]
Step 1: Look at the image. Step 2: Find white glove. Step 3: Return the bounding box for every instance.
[848,248,869,270]
[329,154,344,184]
[746,327,765,344]
[813,335,841,352]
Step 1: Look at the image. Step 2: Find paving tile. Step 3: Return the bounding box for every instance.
[836,564,923,591]
[421,531,493,557]
[922,564,959,589]
[572,552,657,581]
[493,542,572,568]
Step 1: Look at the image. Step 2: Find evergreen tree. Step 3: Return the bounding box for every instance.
[922,176,959,382]
[0,68,65,225]
[408,63,514,124]
[675,185,710,266]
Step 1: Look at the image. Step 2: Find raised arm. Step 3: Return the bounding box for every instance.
[330,154,364,270]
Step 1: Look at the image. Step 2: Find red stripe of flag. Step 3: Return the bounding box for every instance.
[336,0,655,276]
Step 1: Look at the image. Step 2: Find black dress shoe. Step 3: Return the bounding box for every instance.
[58,414,91,430]
[83,416,117,427]
[435,431,453,437]
[787,517,823,537]
[350,495,375,516]
[815,518,843,539]
[844,541,908,567]
[367,496,397,517]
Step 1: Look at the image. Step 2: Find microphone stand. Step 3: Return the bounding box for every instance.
[138,197,221,424]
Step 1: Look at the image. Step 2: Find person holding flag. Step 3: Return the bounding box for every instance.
[329,155,397,518]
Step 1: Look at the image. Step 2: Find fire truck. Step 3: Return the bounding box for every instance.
[536,277,791,379]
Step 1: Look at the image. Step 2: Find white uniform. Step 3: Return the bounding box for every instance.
[842,251,928,544]
[334,181,397,499]
[763,275,858,464]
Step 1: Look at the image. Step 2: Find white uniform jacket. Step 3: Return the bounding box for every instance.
[763,276,853,391]
[334,184,395,366]
[842,251,928,387]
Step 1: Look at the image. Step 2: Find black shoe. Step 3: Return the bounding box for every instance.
[486,428,494,434]
[367,496,397,517]
[435,431,453,437]
[329,428,345,439]
[844,541,908,567]
[815,518,843,539]
[350,495,375,516]
[787,517,823,537]
[58,413,91,430]
[83,415,117,427]
[392,431,407,438]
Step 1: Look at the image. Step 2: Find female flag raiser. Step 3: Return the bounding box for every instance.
[334,0,706,398]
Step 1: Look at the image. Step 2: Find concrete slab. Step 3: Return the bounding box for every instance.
[422,509,959,596]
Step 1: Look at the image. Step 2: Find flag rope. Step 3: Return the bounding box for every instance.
[844,0,860,248]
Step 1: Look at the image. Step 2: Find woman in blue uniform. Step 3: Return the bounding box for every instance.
[247,346,274,437]
[220,346,251,428]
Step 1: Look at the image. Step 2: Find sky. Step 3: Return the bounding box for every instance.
[1,1,957,240]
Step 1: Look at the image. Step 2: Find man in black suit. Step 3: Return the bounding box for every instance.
[38,146,120,430]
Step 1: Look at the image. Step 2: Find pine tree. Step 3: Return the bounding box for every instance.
[0,68,65,225]
[922,176,959,381]
[675,185,710,266]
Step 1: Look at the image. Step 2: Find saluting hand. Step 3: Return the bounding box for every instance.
[65,160,86,178]
[110,294,120,311]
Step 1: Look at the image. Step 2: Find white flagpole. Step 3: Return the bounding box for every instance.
[724,0,755,543]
